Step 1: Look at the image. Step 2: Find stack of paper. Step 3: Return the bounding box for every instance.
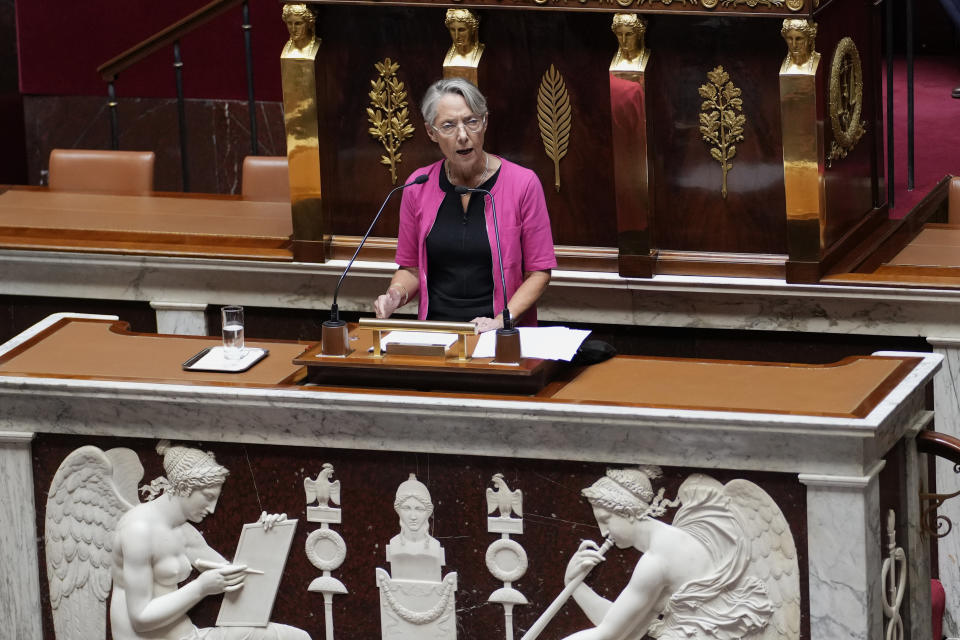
[471,326,591,361]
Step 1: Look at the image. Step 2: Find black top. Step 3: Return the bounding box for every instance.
[425,164,501,322]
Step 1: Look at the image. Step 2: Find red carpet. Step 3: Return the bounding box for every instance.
[884,56,960,217]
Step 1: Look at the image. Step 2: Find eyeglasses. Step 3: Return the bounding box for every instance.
[430,115,485,137]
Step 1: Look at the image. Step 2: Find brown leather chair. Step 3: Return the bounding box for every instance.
[949,176,960,224]
[48,149,155,195]
[241,156,290,202]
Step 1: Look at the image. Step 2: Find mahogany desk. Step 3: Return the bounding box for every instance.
[0,316,919,419]
[0,314,941,640]
[0,186,293,260]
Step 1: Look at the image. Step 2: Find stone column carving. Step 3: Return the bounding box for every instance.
[926,336,960,636]
[150,301,208,335]
[799,461,885,640]
[0,431,43,639]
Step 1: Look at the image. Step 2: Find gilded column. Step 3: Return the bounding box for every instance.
[442,9,484,86]
[608,14,654,277]
[779,18,825,262]
[280,3,326,262]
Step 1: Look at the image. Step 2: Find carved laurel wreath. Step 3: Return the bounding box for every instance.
[376,571,457,624]
[698,66,745,199]
[367,58,416,185]
[537,64,572,193]
[304,528,347,572]
[827,37,866,166]
[485,538,529,583]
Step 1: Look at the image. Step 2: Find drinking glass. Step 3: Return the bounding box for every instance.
[221,306,245,359]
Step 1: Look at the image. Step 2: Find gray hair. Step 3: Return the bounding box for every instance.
[420,78,488,125]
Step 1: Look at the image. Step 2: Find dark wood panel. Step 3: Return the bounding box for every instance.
[648,15,788,255]
[817,0,880,249]
[314,7,619,248]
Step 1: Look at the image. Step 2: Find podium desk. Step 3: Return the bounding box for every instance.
[0,313,942,640]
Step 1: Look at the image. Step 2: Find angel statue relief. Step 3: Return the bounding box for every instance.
[45,441,311,640]
[543,467,800,640]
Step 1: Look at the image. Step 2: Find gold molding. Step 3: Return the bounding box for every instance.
[698,66,745,199]
[827,37,866,167]
[537,64,572,193]
[701,0,796,9]
[367,59,416,185]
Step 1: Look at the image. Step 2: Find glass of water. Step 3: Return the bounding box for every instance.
[221,305,245,359]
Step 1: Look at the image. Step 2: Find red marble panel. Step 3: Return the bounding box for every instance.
[23,96,287,194]
[31,433,810,640]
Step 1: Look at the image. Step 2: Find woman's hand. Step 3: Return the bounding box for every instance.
[564,540,606,585]
[196,563,248,595]
[258,511,287,531]
[374,286,405,319]
[472,315,504,333]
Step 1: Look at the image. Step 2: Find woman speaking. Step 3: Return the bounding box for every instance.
[374,78,556,331]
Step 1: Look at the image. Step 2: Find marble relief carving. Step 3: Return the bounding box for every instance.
[305,463,348,640]
[376,474,457,639]
[485,474,528,640]
[536,467,801,640]
[44,441,310,640]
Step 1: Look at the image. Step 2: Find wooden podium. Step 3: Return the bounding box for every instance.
[295,322,561,394]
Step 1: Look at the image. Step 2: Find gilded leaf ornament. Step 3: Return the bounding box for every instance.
[537,64,572,193]
[698,66,745,199]
[366,58,416,185]
[827,37,865,167]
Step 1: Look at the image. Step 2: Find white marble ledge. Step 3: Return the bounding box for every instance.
[0,312,118,358]
[0,351,939,476]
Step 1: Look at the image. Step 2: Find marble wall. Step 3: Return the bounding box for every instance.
[22,95,287,194]
[30,433,811,640]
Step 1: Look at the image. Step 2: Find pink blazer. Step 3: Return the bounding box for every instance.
[395,157,557,325]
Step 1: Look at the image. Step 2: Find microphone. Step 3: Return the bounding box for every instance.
[454,185,512,330]
[321,174,428,356]
[455,184,521,363]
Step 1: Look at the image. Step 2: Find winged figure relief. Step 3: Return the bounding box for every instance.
[545,468,800,640]
[44,441,311,640]
[45,446,143,640]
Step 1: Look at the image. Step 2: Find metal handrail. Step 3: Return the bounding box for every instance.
[97,0,244,82]
[96,0,258,190]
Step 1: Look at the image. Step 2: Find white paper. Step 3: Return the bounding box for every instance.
[186,346,266,372]
[380,331,458,352]
[471,326,591,361]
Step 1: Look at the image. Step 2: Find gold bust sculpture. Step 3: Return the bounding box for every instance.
[610,14,649,72]
[281,3,320,59]
[443,9,484,68]
[781,19,818,70]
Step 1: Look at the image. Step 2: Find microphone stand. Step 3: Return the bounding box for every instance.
[454,185,521,364]
[321,175,428,356]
